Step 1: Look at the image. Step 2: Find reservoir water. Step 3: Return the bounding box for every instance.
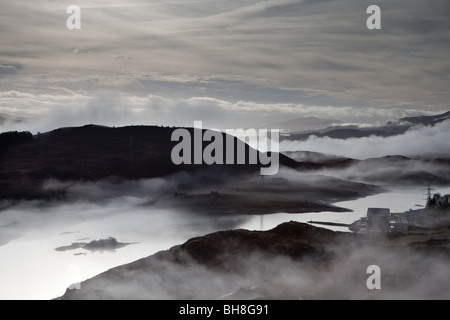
[0,186,448,300]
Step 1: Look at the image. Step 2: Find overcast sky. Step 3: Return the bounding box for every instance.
[1,0,449,130]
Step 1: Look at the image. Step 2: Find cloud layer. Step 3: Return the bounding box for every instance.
[0,90,440,133]
[0,0,449,121]
[280,120,450,159]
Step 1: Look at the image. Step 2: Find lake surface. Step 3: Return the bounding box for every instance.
[0,186,448,300]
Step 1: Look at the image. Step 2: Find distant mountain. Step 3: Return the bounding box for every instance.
[284,111,450,141]
[263,116,342,133]
[287,126,407,140]
[280,151,450,186]
[396,111,450,126]
[282,150,346,163]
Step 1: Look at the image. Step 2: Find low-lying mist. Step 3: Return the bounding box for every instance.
[0,173,249,299]
[60,223,450,300]
[280,120,450,160]
[316,157,450,186]
[1,160,448,299]
[0,174,249,249]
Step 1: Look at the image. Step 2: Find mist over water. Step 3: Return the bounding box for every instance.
[1,182,447,299]
[0,194,245,300]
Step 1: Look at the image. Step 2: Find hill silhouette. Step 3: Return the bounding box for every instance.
[0,124,303,200]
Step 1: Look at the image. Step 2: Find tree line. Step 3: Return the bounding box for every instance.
[0,131,33,151]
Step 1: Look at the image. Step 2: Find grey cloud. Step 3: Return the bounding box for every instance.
[0,89,442,135]
[0,0,449,117]
[310,57,370,72]
[0,62,21,76]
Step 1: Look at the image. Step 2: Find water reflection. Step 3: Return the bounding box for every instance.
[239,186,450,232]
[0,199,245,300]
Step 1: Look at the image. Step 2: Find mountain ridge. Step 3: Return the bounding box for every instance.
[284,110,450,141]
